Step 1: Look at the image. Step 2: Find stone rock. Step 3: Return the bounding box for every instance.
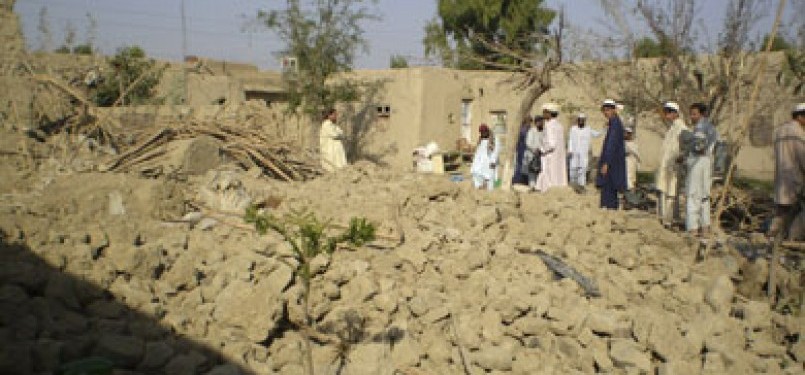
[163,253,198,292]
[342,343,393,375]
[585,311,630,337]
[466,246,491,270]
[648,319,689,361]
[704,331,744,367]
[789,338,805,362]
[204,363,242,375]
[480,310,505,344]
[163,351,208,375]
[44,272,80,309]
[704,275,734,314]
[591,339,613,372]
[93,334,145,368]
[212,268,291,342]
[391,336,421,370]
[106,244,163,281]
[740,300,772,330]
[609,339,651,373]
[701,352,725,374]
[473,344,514,371]
[341,274,379,303]
[420,329,453,365]
[177,136,223,175]
[512,316,548,337]
[407,289,443,317]
[86,299,125,319]
[470,205,500,229]
[373,292,398,313]
[0,339,32,375]
[32,339,63,373]
[557,336,594,372]
[750,336,787,357]
[421,305,449,323]
[138,341,175,370]
[657,360,700,375]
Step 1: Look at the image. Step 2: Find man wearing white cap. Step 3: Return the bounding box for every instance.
[567,112,601,186]
[769,103,805,240]
[536,102,568,192]
[656,102,688,226]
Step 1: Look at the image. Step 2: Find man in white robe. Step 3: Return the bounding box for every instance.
[656,102,687,226]
[567,113,601,186]
[319,109,347,172]
[535,103,568,192]
[471,124,499,190]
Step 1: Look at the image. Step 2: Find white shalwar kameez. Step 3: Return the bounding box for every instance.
[656,118,687,223]
[319,119,347,172]
[567,125,601,186]
[685,119,719,232]
[625,139,640,190]
[471,138,499,190]
[535,118,568,192]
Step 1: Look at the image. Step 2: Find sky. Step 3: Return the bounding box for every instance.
[13,0,797,70]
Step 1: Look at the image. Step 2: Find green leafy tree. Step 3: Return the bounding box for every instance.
[760,33,792,52]
[390,54,409,68]
[424,0,556,70]
[72,44,93,55]
[92,46,164,107]
[633,36,675,58]
[258,0,377,123]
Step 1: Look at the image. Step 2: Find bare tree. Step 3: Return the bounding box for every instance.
[36,6,52,52]
[591,0,776,126]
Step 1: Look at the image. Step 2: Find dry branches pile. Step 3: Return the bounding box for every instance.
[102,120,321,181]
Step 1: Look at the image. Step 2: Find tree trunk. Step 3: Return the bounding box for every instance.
[500,82,549,190]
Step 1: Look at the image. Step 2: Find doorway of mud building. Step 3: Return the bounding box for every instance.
[490,110,508,152]
[461,100,473,143]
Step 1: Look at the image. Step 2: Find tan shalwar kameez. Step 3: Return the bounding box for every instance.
[656,118,687,224]
[773,120,805,239]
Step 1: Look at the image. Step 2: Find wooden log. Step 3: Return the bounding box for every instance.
[782,241,805,252]
[245,148,293,182]
[119,148,168,171]
[32,74,91,106]
[104,128,174,171]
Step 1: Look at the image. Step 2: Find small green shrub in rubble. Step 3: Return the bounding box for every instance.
[245,205,375,375]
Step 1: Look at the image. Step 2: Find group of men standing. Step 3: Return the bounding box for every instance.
[510,99,634,210]
[321,100,803,240]
[654,101,720,236]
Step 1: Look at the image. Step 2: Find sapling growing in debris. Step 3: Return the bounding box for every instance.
[245,205,375,375]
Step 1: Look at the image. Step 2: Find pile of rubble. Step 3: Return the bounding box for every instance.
[0,123,802,374]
